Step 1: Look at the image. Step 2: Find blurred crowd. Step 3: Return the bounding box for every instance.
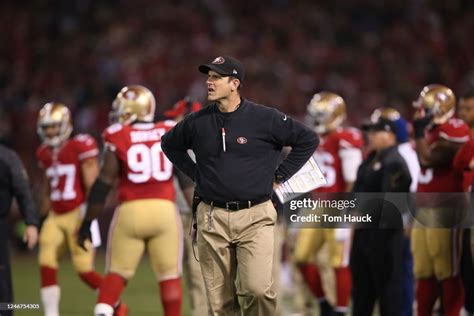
[1,0,474,187]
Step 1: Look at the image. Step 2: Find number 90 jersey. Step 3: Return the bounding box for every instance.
[36,134,99,214]
[103,121,176,203]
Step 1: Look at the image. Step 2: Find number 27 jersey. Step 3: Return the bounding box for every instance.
[36,134,99,214]
[103,121,176,203]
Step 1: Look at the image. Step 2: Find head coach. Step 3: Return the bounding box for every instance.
[161,56,318,316]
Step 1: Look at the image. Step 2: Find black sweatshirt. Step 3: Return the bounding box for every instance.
[0,145,39,226]
[352,145,411,229]
[161,98,319,202]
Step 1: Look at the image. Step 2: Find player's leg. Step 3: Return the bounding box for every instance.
[181,212,208,316]
[235,201,277,316]
[293,228,327,308]
[65,208,103,289]
[429,228,464,316]
[94,203,144,316]
[411,225,437,316]
[38,213,66,316]
[325,228,351,315]
[197,202,241,316]
[147,199,183,316]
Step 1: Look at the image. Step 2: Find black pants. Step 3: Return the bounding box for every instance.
[0,220,13,316]
[350,229,404,316]
[461,228,474,313]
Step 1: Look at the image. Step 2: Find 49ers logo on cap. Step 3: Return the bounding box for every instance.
[237,137,247,144]
[212,56,225,64]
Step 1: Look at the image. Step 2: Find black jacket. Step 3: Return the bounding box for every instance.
[0,145,39,226]
[162,98,319,202]
[353,145,411,229]
[354,145,411,193]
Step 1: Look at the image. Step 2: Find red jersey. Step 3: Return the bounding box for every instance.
[313,127,363,192]
[417,118,470,192]
[103,121,176,203]
[36,134,99,214]
[453,138,474,191]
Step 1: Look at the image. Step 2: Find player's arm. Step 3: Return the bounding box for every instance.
[39,171,51,217]
[415,138,461,168]
[84,149,118,221]
[339,147,363,192]
[78,149,118,249]
[80,157,100,195]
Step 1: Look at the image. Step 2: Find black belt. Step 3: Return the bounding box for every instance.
[202,198,268,211]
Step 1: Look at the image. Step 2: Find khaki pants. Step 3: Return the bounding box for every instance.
[108,199,182,280]
[196,200,277,316]
[181,213,209,316]
[39,207,95,272]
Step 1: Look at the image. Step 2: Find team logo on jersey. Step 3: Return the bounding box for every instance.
[212,56,225,64]
[237,137,247,144]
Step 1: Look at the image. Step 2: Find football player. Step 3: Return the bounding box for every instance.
[411,84,470,316]
[36,102,107,316]
[294,92,363,315]
[77,85,187,316]
[452,88,474,314]
[163,97,208,316]
[453,88,474,189]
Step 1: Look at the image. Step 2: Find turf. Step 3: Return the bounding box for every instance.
[10,250,192,316]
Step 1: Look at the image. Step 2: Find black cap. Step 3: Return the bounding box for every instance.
[362,118,397,134]
[198,56,244,82]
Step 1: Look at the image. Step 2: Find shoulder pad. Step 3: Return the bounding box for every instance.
[336,127,363,149]
[74,133,94,142]
[438,118,470,143]
[105,123,123,135]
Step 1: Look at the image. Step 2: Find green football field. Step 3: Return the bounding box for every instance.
[10,249,387,316]
[10,250,192,316]
[10,250,320,316]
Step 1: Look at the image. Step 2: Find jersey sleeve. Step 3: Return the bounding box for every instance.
[337,128,364,149]
[337,128,364,183]
[453,139,474,170]
[438,119,471,143]
[102,124,124,152]
[73,134,99,161]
